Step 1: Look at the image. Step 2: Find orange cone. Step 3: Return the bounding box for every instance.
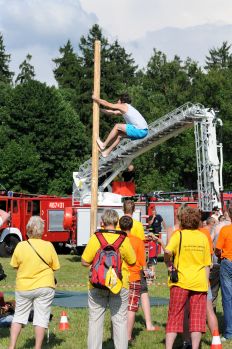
[59,311,70,331]
[210,329,222,349]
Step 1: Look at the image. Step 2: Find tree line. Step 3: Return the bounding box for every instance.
[0,24,232,195]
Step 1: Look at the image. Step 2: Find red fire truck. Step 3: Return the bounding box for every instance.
[0,191,73,257]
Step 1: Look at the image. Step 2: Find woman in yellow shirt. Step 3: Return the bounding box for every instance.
[164,207,211,349]
[8,216,60,349]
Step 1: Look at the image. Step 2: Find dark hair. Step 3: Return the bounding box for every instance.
[119,216,133,231]
[179,207,201,230]
[119,93,132,104]
[123,200,135,214]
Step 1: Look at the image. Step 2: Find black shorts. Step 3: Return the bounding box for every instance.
[140,270,148,294]
[148,257,157,266]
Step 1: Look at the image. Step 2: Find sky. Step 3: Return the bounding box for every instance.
[1,0,232,85]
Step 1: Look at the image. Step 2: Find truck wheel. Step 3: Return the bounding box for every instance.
[0,236,20,257]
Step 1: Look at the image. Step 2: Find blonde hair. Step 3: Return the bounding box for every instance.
[26,216,44,239]
[101,209,119,227]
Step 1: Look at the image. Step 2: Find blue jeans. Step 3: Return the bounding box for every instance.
[220,259,232,339]
[0,314,13,327]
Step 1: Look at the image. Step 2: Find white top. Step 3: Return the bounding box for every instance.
[123,104,148,129]
[0,217,3,227]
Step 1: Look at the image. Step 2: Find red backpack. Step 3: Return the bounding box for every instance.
[89,230,126,289]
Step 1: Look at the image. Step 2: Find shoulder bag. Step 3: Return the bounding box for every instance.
[169,231,182,283]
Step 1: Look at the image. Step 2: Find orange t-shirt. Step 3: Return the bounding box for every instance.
[199,228,213,255]
[127,234,146,282]
[216,224,232,260]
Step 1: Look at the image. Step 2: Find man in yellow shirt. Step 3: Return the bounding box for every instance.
[82,209,136,349]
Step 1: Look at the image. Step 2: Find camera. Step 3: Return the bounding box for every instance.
[169,267,178,283]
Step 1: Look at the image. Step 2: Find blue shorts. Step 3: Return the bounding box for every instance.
[126,124,148,140]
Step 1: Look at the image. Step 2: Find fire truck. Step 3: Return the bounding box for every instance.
[0,102,228,256]
[0,192,73,257]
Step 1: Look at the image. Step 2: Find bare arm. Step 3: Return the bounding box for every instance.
[100,108,122,116]
[92,96,127,114]
[81,258,91,267]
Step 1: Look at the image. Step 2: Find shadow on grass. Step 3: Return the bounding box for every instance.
[18,333,64,349]
[0,326,11,338]
[66,256,81,263]
[135,314,166,328]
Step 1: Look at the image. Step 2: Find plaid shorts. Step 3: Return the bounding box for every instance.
[128,281,141,312]
[166,286,207,333]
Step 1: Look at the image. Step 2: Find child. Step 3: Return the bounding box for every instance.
[92,93,148,157]
[119,215,147,343]
[147,237,158,281]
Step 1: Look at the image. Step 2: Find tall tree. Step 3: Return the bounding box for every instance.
[5,80,89,194]
[15,54,35,84]
[53,40,82,89]
[0,33,14,84]
[205,41,232,70]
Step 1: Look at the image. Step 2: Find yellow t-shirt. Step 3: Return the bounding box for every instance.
[10,239,60,291]
[166,229,211,292]
[130,219,145,241]
[82,233,136,289]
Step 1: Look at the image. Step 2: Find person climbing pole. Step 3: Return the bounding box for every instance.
[92,93,148,157]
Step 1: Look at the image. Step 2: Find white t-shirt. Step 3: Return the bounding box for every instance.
[123,104,148,129]
[0,217,3,227]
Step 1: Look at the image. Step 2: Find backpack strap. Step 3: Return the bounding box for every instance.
[95,232,109,248]
[112,234,126,250]
[96,229,127,237]
[95,231,126,250]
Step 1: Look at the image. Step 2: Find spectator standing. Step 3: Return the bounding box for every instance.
[81,209,136,349]
[164,207,211,349]
[8,216,60,349]
[215,207,232,342]
[148,207,167,234]
[119,215,146,343]
[123,200,159,331]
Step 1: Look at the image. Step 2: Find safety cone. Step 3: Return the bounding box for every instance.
[210,329,222,349]
[59,311,70,331]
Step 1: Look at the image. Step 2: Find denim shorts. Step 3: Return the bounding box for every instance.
[126,125,148,140]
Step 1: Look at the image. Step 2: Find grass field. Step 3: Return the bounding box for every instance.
[0,255,229,349]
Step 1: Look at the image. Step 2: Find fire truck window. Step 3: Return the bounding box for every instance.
[48,210,65,231]
[0,201,7,211]
[27,201,32,213]
[32,201,40,215]
[13,200,18,213]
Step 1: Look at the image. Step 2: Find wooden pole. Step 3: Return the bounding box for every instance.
[90,40,101,236]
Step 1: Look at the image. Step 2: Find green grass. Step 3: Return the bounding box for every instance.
[0,255,230,348]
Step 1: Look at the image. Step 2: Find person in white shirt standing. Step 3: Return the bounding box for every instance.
[93,93,148,157]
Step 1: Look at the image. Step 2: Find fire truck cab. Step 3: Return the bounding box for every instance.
[0,192,73,257]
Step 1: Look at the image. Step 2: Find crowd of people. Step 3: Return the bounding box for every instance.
[1,200,232,349]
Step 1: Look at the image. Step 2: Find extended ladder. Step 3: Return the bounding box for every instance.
[73,102,223,211]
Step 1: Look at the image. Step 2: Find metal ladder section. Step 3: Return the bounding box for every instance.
[194,112,223,211]
[73,102,219,207]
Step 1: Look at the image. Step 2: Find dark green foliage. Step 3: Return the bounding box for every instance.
[0,80,88,194]
[0,33,14,84]
[205,41,232,70]
[15,54,35,85]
